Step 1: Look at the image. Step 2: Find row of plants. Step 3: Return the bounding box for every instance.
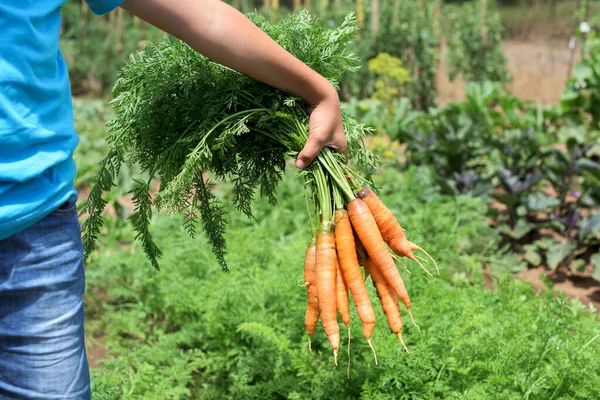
[339,0,510,108]
[60,1,163,95]
[344,38,600,277]
[61,0,509,102]
[87,168,600,399]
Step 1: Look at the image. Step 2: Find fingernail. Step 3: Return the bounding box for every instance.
[296,159,308,169]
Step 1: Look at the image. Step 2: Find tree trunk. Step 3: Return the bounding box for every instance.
[434,0,443,38]
[304,0,311,11]
[81,2,88,40]
[370,0,379,36]
[480,0,488,44]
[356,0,364,29]
[264,0,270,9]
[108,10,115,45]
[294,0,301,10]
[392,0,400,26]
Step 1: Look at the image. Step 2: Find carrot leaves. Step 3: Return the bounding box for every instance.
[81,11,376,271]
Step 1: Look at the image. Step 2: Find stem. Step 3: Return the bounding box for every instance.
[200,108,270,147]
[317,149,354,201]
[332,184,344,210]
[340,163,364,192]
[252,109,363,206]
[305,185,317,236]
[313,163,333,229]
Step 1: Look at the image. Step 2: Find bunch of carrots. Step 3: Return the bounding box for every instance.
[301,152,437,369]
[79,10,437,366]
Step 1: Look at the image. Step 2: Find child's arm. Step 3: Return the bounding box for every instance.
[120,0,346,169]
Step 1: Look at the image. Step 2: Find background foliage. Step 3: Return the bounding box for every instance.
[61,0,509,106]
[63,0,600,397]
[86,168,600,399]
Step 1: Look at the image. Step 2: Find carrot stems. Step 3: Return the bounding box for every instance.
[332,184,344,211]
[312,163,333,224]
[347,325,351,379]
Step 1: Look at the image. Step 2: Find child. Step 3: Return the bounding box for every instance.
[0,0,347,397]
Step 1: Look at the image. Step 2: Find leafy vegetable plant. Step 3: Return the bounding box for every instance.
[81,12,375,271]
[346,78,600,275]
[445,1,511,85]
[82,12,441,363]
[87,171,600,399]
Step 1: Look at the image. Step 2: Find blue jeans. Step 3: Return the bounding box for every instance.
[0,195,91,399]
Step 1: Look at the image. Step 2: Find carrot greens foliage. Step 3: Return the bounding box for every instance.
[81,11,376,271]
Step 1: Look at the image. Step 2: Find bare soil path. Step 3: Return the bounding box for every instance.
[438,39,580,105]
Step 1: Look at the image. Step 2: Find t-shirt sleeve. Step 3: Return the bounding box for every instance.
[84,0,125,15]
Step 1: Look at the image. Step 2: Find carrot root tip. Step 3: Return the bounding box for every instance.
[347,326,351,380]
[413,257,434,278]
[397,333,410,354]
[407,308,418,328]
[297,279,308,287]
[391,253,411,274]
[367,339,378,366]
[334,349,339,366]
[410,243,440,276]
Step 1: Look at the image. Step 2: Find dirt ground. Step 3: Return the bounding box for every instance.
[518,267,600,311]
[437,38,580,106]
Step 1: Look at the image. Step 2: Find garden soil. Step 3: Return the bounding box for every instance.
[438,38,582,106]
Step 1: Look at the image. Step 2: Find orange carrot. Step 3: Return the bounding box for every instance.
[335,258,352,378]
[347,199,412,314]
[316,229,340,364]
[353,231,368,268]
[365,258,409,353]
[357,187,438,275]
[304,238,319,350]
[336,259,350,328]
[334,210,376,339]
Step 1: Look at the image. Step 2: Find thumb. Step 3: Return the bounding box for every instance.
[296,135,324,169]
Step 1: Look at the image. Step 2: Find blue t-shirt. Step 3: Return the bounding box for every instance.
[0,0,123,240]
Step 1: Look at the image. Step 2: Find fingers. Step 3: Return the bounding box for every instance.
[296,129,348,169]
[296,134,325,169]
[333,127,349,160]
[297,100,348,169]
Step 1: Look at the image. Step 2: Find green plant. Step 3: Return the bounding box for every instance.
[533,124,600,270]
[367,52,410,108]
[341,0,440,109]
[446,1,511,85]
[87,169,600,400]
[60,2,163,95]
[345,79,600,275]
[561,38,600,130]
[81,12,377,272]
[72,99,139,222]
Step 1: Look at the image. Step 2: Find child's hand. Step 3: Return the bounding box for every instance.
[296,92,348,169]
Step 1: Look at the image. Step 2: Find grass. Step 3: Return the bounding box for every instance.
[84,166,600,399]
[71,98,600,399]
